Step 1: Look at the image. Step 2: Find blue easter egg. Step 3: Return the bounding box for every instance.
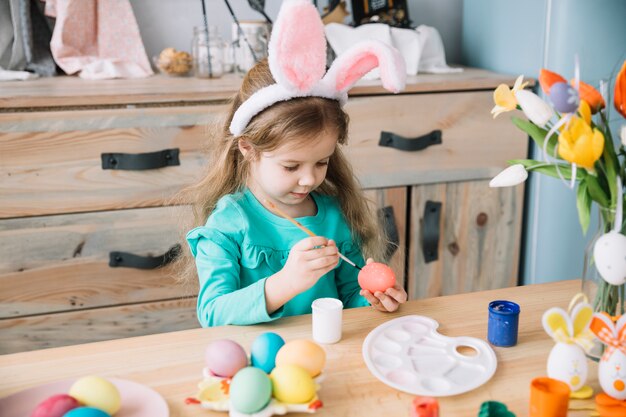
[250,332,285,373]
[549,82,579,113]
[62,406,111,417]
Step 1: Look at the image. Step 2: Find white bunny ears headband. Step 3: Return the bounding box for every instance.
[229,0,407,137]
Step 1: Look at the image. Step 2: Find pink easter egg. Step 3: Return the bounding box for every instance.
[30,394,79,417]
[205,339,248,378]
[358,262,396,293]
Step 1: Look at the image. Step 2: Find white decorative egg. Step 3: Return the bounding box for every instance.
[547,342,588,391]
[599,350,626,400]
[594,231,626,286]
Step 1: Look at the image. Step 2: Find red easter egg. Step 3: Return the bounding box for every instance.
[31,394,79,417]
[358,262,396,293]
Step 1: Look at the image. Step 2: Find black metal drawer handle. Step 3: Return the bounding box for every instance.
[421,201,441,263]
[101,148,180,170]
[109,244,181,270]
[379,130,442,152]
[379,206,400,261]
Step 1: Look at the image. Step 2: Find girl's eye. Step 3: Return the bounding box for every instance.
[317,161,329,167]
[283,165,298,172]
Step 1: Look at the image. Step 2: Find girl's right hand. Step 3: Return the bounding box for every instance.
[280,236,339,294]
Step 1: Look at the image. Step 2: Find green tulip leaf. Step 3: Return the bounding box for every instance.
[585,175,610,207]
[576,180,591,235]
[508,159,586,181]
[512,116,557,156]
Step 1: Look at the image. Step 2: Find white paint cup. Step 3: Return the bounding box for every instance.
[312,298,343,344]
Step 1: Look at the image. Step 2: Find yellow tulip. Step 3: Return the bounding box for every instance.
[578,100,591,125]
[491,75,529,118]
[557,117,604,169]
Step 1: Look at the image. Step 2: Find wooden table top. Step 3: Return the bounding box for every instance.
[0,279,597,417]
[0,67,521,110]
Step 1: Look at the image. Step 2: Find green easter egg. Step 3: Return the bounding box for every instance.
[229,367,272,414]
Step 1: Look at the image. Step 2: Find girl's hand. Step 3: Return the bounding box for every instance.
[280,236,339,294]
[359,258,408,312]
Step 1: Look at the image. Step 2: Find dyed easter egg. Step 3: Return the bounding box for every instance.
[549,82,579,113]
[62,407,110,417]
[31,394,79,417]
[251,332,285,373]
[594,231,626,286]
[270,365,316,404]
[275,340,325,377]
[205,339,248,377]
[358,262,396,293]
[68,376,120,416]
[229,367,272,413]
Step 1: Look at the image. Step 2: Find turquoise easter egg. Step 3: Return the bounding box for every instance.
[251,332,285,373]
[229,367,272,414]
[62,407,110,417]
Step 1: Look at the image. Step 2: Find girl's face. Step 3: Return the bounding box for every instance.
[241,129,338,217]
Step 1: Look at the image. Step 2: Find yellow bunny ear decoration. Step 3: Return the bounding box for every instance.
[571,302,593,337]
[542,307,573,341]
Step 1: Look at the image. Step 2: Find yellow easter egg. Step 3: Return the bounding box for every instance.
[69,376,121,415]
[275,340,325,377]
[270,365,316,404]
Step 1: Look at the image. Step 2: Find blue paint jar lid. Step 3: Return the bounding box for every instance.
[488,300,520,315]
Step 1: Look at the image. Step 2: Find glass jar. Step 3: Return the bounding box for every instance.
[582,206,626,360]
[231,21,270,75]
[192,25,226,78]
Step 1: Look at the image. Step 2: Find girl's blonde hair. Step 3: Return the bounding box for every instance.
[175,59,385,286]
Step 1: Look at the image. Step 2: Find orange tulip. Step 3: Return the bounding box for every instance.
[615,60,626,118]
[571,79,605,113]
[539,69,567,94]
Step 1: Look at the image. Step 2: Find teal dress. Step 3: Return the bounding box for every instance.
[186,189,369,327]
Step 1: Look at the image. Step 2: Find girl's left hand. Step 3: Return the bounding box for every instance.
[359,258,408,312]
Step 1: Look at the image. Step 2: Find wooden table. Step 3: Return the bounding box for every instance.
[0,280,598,416]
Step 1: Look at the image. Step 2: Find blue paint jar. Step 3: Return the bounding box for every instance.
[487,300,520,347]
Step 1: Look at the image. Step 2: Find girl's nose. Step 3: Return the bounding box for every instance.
[298,171,316,186]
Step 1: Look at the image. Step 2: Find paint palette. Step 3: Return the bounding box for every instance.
[362,315,497,397]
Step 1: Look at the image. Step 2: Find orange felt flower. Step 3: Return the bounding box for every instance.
[571,79,605,113]
[595,393,626,417]
[615,60,626,118]
[539,69,567,94]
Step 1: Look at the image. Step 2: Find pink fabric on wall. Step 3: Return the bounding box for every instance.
[45,0,153,79]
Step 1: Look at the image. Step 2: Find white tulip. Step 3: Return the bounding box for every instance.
[489,164,528,187]
[621,123,626,147]
[514,90,555,128]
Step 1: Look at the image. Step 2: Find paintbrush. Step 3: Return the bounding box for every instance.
[264,199,362,270]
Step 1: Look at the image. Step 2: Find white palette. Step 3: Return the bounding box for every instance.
[362,315,497,396]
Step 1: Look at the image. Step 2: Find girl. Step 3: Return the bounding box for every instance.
[179,0,408,327]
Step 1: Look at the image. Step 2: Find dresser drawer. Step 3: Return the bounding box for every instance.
[0,297,198,354]
[0,206,192,318]
[343,91,527,189]
[0,105,227,218]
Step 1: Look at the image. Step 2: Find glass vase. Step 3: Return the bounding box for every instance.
[582,206,626,360]
[192,25,227,78]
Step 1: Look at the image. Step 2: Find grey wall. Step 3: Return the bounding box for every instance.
[130,0,463,65]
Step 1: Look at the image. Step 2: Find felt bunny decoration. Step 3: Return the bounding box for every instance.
[229,0,406,137]
[589,313,626,400]
[542,295,594,394]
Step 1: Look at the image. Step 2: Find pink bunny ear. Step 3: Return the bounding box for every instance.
[268,0,326,93]
[323,40,406,94]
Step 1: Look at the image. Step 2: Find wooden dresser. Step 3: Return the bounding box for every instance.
[0,69,528,353]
